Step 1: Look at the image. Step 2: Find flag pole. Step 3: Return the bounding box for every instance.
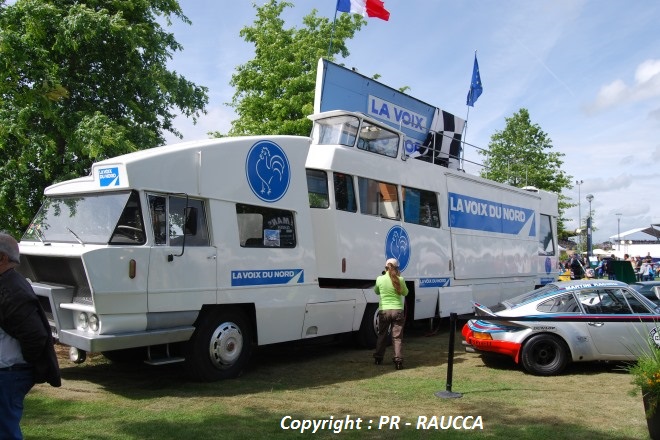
[328,1,340,58]
[462,104,470,171]
[462,50,476,172]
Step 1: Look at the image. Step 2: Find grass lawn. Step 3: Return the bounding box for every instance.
[23,320,649,439]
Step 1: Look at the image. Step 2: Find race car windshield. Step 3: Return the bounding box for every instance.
[22,190,145,245]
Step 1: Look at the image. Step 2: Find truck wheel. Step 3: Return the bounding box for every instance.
[355,303,380,349]
[185,309,253,381]
[520,334,569,376]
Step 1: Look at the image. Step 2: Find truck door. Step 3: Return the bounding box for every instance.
[400,185,452,320]
[147,194,217,312]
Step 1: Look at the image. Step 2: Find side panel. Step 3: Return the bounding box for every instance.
[446,175,538,280]
[471,281,533,307]
[438,285,473,317]
[302,300,356,338]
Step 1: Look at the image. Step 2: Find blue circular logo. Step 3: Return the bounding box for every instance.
[404,139,417,155]
[385,225,411,272]
[246,140,291,202]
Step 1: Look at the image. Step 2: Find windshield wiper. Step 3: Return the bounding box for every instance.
[66,227,85,245]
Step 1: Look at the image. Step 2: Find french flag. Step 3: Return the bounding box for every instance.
[336,0,390,21]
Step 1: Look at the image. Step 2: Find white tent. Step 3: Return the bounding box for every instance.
[607,224,660,259]
[609,225,660,241]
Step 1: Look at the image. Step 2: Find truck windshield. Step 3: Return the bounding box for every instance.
[22,190,145,245]
[311,115,360,147]
[312,115,400,158]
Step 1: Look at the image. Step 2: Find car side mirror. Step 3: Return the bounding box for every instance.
[654,286,660,301]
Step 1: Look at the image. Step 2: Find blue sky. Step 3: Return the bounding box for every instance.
[163,1,660,244]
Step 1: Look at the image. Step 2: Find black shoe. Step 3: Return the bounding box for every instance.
[374,357,383,365]
[394,361,403,370]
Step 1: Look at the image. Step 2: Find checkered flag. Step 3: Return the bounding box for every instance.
[412,109,465,169]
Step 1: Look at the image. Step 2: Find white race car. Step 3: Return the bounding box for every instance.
[462,280,660,375]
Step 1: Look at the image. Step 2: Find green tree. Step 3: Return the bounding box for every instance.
[478,108,573,233]
[218,0,365,137]
[0,0,208,236]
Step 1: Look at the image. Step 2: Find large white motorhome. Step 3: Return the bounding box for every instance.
[17,61,559,380]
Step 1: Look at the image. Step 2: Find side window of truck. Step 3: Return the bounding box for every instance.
[402,186,440,228]
[538,214,555,256]
[334,172,357,212]
[149,195,167,245]
[355,121,399,158]
[357,177,400,220]
[168,197,210,246]
[236,203,296,248]
[306,169,329,208]
[148,194,210,246]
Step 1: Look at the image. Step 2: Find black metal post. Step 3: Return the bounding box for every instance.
[435,312,462,398]
[587,216,593,257]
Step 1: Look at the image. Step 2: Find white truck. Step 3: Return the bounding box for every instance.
[17,62,559,381]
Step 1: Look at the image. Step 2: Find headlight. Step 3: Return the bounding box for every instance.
[76,312,89,330]
[89,314,99,332]
[69,346,87,364]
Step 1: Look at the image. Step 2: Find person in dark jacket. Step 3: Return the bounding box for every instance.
[569,253,584,280]
[605,254,617,280]
[0,232,61,439]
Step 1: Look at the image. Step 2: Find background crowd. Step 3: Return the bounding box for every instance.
[561,253,659,281]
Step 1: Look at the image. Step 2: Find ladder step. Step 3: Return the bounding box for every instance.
[144,356,185,366]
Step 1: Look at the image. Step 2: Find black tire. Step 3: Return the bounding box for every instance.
[184,308,253,381]
[355,303,380,349]
[520,334,569,376]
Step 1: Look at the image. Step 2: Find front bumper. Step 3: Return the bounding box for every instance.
[58,326,195,353]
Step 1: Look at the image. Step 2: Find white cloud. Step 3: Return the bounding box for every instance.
[164,105,235,145]
[589,59,660,111]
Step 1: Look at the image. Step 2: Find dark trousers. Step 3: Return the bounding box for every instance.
[374,309,405,362]
[0,369,34,440]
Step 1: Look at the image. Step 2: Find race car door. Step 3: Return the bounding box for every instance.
[576,287,656,359]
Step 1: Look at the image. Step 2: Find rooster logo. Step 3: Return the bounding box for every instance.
[385,225,411,271]
[246,140,291,202]
[256,146,285,196]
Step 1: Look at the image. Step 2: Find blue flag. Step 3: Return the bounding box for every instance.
[466,54,483,107]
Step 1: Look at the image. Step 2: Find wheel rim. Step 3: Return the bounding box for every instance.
[532,342,557,366]
[208,321,243,370]
[373,309,391,336]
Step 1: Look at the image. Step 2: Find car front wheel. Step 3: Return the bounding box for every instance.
[520,334,569,376]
